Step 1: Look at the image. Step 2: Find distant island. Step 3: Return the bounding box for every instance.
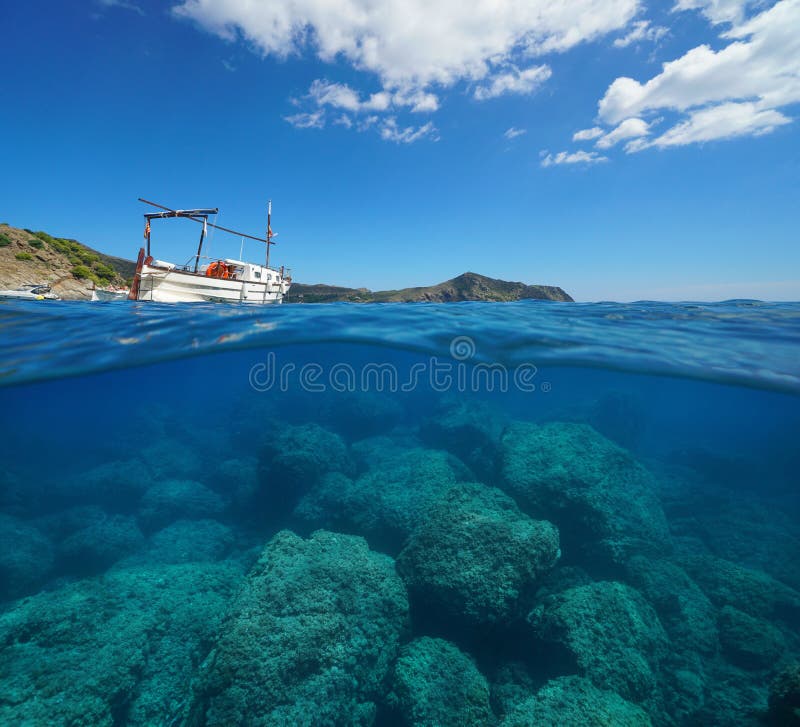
[287,273,573,303]
[0,222,572,302]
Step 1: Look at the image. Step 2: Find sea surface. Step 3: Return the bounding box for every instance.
[0,299,799,726]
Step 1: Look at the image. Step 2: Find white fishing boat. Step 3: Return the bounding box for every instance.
[129,198,291,304]
[0,284,60,300]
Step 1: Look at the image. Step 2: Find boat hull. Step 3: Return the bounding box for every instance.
[133,265,286,304]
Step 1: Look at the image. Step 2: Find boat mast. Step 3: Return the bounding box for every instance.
[266,200,274,270]
[194,215,208,273]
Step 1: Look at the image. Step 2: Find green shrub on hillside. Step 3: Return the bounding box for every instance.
[0,233,10,247]
[72,265,92,279]
[15,252,34,261]
[28,239,44,249]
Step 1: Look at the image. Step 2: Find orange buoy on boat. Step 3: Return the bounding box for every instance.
[206,260,229,279]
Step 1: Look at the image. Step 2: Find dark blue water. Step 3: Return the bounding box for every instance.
[0,299,798,726]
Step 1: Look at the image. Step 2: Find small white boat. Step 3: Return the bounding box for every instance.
[129,198,291,304]
[0,284,60,300]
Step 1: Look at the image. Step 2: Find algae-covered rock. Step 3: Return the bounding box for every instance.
[188,529,409,726]
[319,392,404,441]
[680,554,800,623]
[419,398,504,480]
[388,636,494,726]
[500,675,652,726]
[528,581,668,703]
[0,561,243,726]
[258,423,352,514]
[56,458,150,510]
[295,447,468,554]
[397,482,559,626]
[624,555,718,656]
[58,513,145,574]
[138,479,225,531]
[768,663,800,726]
[718,605,785,670]
[121,518,235,565]
[0,513,54,601]
[499,422,671,565]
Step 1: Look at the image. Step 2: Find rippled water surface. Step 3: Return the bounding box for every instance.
[0,299,798,726]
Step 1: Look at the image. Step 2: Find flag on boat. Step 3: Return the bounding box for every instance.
[144,221,150,238]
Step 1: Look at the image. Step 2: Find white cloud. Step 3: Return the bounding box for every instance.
[173,0,639,91]
[379,118,439,143]
[613,20,668,47]
[308,80,391,112]
[674,0,756,25]
[333,114,353,128]
[541,150,609,166]
[596,117,650,148]
[304,80,438,114]
[504,127,527,139]
[597,0,799,147]
[642,101,791,147]
[284,110,325,129]
[473,64,552,101]
[98,0,144,14]
[573,126,605,141]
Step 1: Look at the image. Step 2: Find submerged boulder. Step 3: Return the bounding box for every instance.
[258,423,352,513]
[0,561,243,726]
[188,530,409,726]
[527,581,668,703]
[500,675,651,726]
[0,514,54,602]
[295,447,468,554]
[680,554,800,623]
[419,398,505,480]
[388,636,493,727]
[767,663,800,726]
[138,479,225,532]
[55,458,150,510]
[397,482,560,626]
[58,513,145,574]
[718,605,785,671]
[499,422,671,566]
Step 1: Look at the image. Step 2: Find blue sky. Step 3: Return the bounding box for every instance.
[1,0,798,301]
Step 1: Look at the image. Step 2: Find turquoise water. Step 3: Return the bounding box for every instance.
[0,299,799,726]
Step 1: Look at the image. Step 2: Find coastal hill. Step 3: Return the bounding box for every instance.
[287,273,573,303]
[0,223,131,299]
[0,222,572,302]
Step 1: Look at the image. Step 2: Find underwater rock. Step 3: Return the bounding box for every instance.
[0,513,54,602]
[210,456,259,509]
[56,458,150,510]
[527,581,668,703]
[387,636,494,727]
[295,447,468,554]
[718,605,785,671]
[58,513,145,574]
[397,482,560,626]
[767,663,800,726]
[319,392,404,441]
[138,479,225,532]
[0,561,243,726]
[500,675,652,726]
[258,423,352,510]
[142,439,207,480]
[499,422,671,566]
[680,554,800,623]
[188,529,409,726]
[121,518,235,565]
[419,398,505,481]
[624,555,718,657]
